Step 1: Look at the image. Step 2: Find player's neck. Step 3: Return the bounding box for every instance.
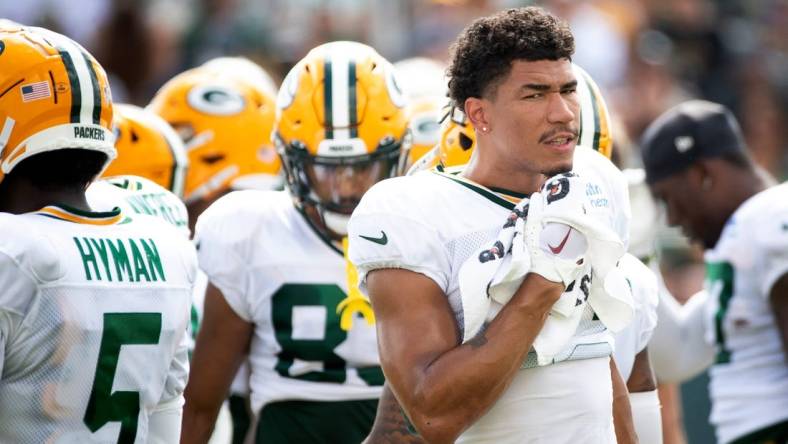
[707,168,769,249]
[0,179,91,214]
[725,168,770,216]
[461,155,544,196]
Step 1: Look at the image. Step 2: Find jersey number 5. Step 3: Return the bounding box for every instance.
[83,312,162,443]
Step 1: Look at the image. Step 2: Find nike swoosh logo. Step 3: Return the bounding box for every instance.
[548,227,572,254]
[360,231,388,245]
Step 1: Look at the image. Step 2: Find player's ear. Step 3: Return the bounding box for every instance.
[464,97,490,134]
[688,160,713,192]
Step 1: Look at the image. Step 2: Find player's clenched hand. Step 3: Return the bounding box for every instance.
[524,173,589,288]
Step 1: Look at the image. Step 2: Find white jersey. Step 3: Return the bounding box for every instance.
[613,169,660,381]
[88,175,204,359]
[88,175,190,238]
[0,205,196,443]
[349,148,630,441]
[624,168,660,262]
[611,254,658,382]
[92,176,252,396]
[703,182,788,443]
[194,190,383,413]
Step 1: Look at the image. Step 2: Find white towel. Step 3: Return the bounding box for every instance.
[458,172,634,365]
[458,202,525,341]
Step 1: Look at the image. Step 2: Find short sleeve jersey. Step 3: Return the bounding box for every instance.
[703,182,788,443]
[349,148,631,366]
[0,205,196,443]
[194,190,383,413]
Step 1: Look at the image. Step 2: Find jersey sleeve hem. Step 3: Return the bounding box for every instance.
[205,271,254,323]
[356,262,448,295]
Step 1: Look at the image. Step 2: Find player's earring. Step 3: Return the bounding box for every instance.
[702,176,713,190]
[481,126,488,133]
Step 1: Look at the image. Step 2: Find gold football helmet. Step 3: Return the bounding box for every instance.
[393,57,448,170]
[147,57,281,203]
[404,96,447,171]
[200,57,278,98]
[573,64,613,159]
[438,106,476,168]
[0,25,115,184]
[274,41,409,236]
[408,63,614,174]
[102,104,188,197]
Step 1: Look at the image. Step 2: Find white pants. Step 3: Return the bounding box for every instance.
[458,356,616,444]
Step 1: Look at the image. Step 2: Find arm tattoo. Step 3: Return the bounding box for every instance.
[364,384,427,444]
[466,327,489,349]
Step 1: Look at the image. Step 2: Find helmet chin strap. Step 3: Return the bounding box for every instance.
[322,210,350,236]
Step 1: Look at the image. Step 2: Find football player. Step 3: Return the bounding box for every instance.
[348,8,639,443]
[642,100,788,444]
[0,25,196,442]
[404,61,663,444]
[181,41,410,443]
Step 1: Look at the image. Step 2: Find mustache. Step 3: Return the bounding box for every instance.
[538,126,579,144]
[326,198,361,214]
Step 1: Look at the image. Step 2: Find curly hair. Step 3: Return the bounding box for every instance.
[447,7,575,108]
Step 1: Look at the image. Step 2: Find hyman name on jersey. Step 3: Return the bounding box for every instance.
[73,236,166,282]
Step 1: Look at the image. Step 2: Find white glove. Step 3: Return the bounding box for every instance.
[487,175,591,307]
[538,173,625,281]
[523,174,590,288]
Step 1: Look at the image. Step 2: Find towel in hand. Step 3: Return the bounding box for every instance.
[458,172,633,364]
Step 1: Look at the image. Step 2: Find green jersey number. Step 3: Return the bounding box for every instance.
[272,284,383,385]
[706,262,734,364]
[84,313,162,443]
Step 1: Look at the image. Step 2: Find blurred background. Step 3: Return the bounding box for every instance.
[2,0,784,182]
[3,1,785,442]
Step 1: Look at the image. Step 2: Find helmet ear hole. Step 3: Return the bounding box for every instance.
[200,153,225,165]
[130,130,139,143]
[459,132,473,150]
